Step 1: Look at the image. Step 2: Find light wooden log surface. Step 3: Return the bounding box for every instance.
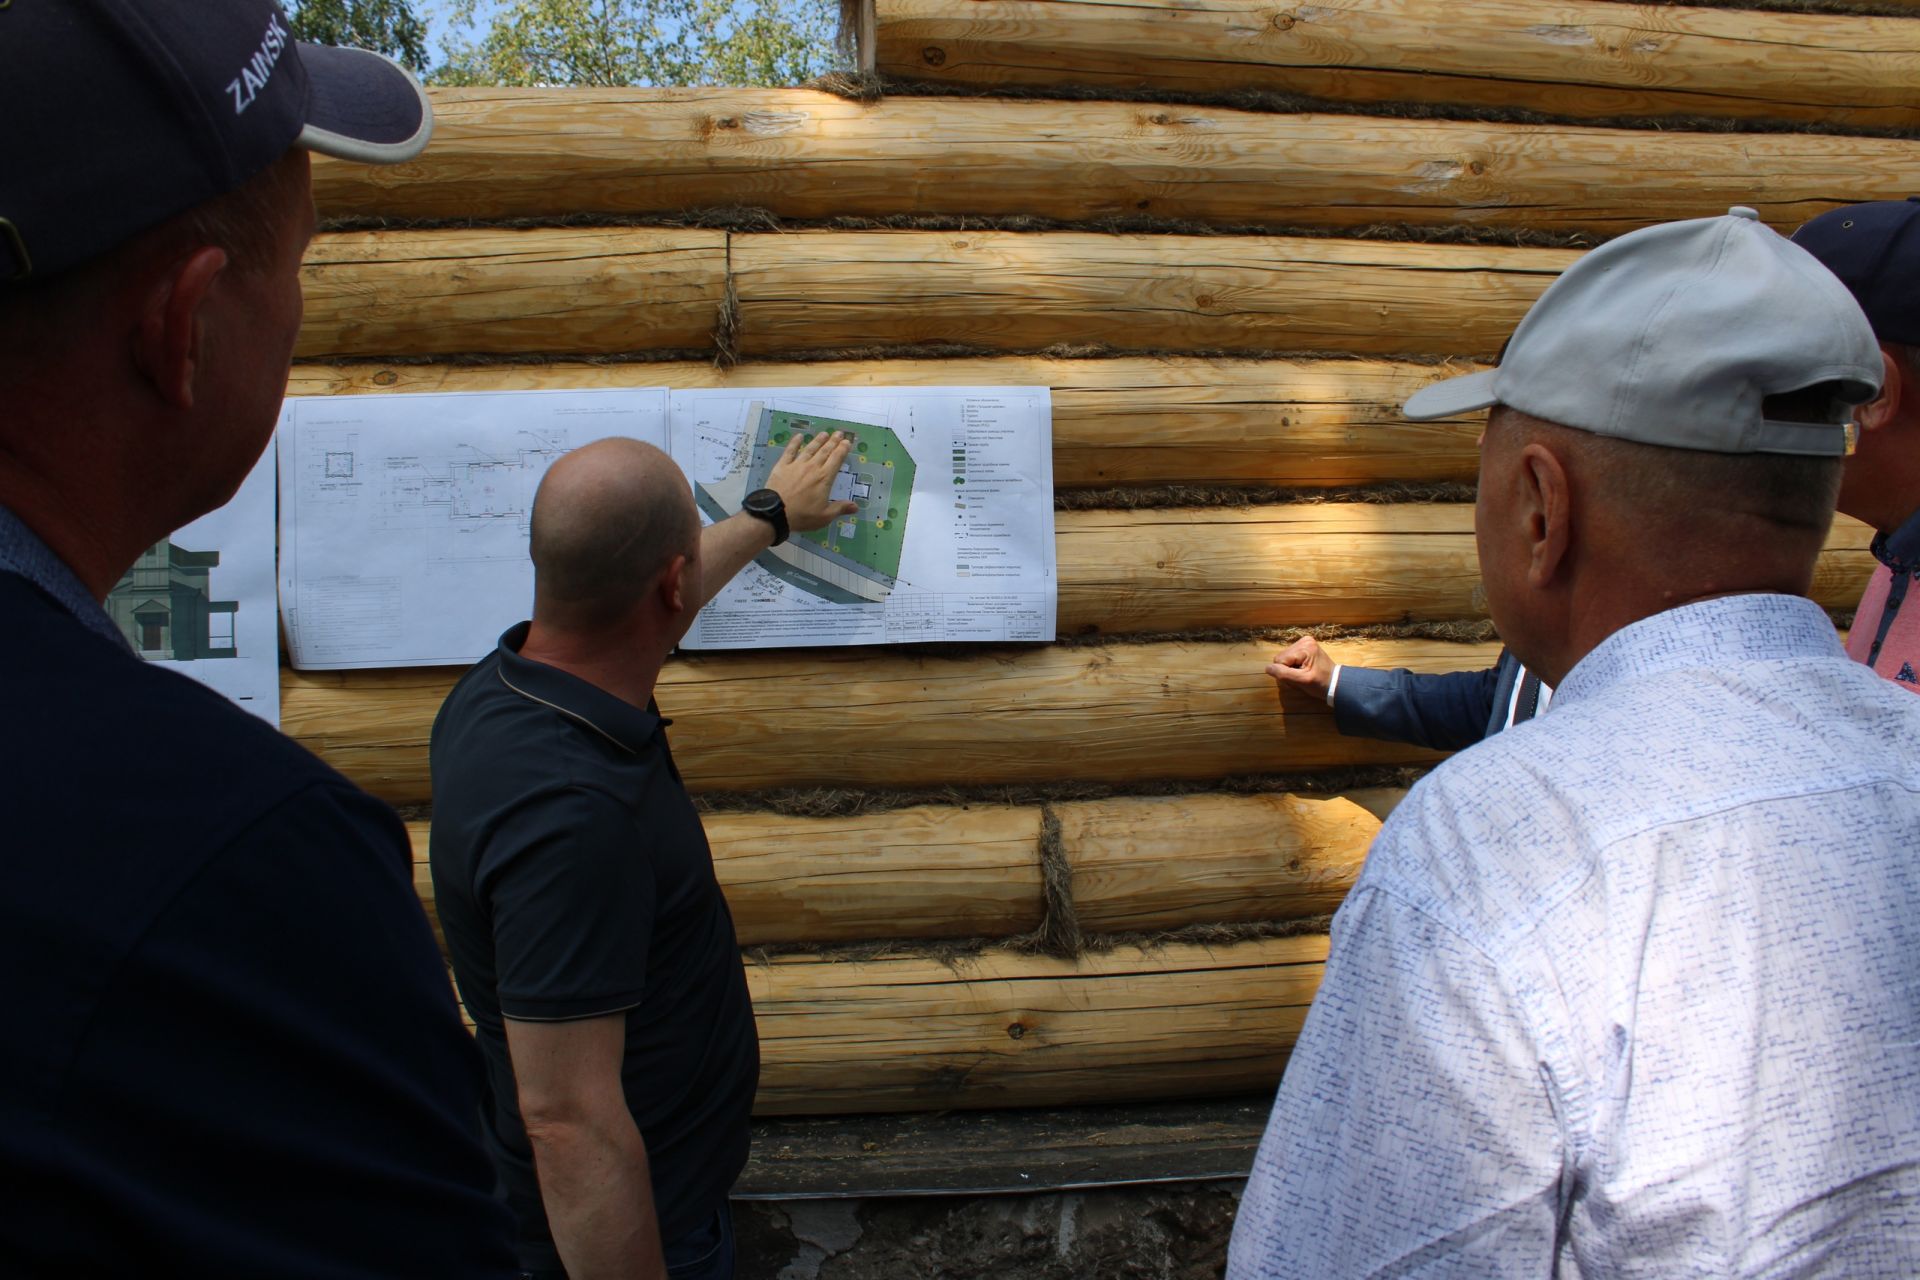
[1061,793,1374,932]
[296,228,726,359]
[406,792,1379,945]
[871,0,1920,129]
[296,226,1568,360]
[1060,508,1868,634]
[409,805,1047,946]
[311,89,1920,234]
[285,356,1489,489]
[729,230,1567,358]
[285,637,1492,807]
[747,937,1327,1113]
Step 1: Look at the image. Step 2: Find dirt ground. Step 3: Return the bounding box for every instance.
[735,1181,1243,1280]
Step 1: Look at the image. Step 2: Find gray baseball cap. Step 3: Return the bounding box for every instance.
[1403,207,1882,456]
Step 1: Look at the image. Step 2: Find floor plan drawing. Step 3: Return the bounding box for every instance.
[376,431,570,542]
[278,388,670,668]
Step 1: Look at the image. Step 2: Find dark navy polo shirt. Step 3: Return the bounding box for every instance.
[429,624,759,1269]
[0,570,514,1277]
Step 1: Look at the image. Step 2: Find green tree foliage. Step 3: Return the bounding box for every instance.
[285,0,431,73]
[435,0,841,88]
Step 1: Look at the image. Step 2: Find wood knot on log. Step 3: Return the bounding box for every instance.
[1271,12,1295,31]
[922,45,946,67]
[1007,1022,1027,1040]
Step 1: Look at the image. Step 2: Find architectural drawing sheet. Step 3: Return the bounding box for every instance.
[277,388,669,668]
[110,445,281,725]
[673,387,1055,649]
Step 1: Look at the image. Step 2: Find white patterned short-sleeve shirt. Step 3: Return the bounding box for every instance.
[1229,593,1920,1278]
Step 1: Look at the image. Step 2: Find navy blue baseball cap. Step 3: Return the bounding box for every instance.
[0,0,433,283]
[1792,197,1920,347]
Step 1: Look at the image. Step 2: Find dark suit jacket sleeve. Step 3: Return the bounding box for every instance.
[59,779,518,1278]
[1332,660,1506,752]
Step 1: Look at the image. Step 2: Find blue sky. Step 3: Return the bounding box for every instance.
[418,0,506,65]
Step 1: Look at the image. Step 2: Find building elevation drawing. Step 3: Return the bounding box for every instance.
[107,538,239,660]
[696,404,917,605]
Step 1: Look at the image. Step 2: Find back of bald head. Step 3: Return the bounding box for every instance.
[530,438,700,633]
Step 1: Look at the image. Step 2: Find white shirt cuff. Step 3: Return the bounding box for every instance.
[1326,664,1343,707]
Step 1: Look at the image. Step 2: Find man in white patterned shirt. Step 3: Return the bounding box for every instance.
[1229,207,1920,1277]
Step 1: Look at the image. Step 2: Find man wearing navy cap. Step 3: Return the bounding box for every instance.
[1229,209,1920,1275]
[0,3,513,1274]
[1794,198,1920,689]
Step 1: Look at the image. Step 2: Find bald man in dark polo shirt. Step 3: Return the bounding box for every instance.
[431,432,856,1280]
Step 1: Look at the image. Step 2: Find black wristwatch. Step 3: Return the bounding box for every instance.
[742,488,789,546]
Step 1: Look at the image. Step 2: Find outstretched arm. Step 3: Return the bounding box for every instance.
[693,429,859,612]
[1268,638,1506,752]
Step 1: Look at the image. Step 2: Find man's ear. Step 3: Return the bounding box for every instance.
[1518,441,1571,589]
[1858,345,1904,435]
[658,554,690,615]
[132,247,228,411]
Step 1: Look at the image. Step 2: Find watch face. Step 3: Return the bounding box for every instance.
[745,488,782,514]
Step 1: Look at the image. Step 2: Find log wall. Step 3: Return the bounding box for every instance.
[291,0,1913,1114]
[871,0,1920,129]
[298,227,1568,360]
[310,90,1920,236]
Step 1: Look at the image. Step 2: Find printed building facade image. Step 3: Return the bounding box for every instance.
[106,539,239,661]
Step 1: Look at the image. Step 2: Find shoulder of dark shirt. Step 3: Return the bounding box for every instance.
[0,572,407,874]
[432,648,664,807]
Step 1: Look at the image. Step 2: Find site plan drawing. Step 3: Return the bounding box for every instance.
[696,405,918,606]
[122,445,281,724]
[673,387,1054,650]
[277,388,670,668]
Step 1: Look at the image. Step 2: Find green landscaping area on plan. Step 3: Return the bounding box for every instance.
[766,410,916,582]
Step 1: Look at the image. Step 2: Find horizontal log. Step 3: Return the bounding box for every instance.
[296,226,1566,360]
[311,89,1920,235]
[296,228,726,359]
[729,230,1566,359]
[285,637,1493,807]
[872,0,1920,129]
[1059,504,1489,632]
[746,937,1327,1113]
[406,792,1379,945]
[1058,507,1870,635]
[410,806,1046,947]
[284,355,1489,489]
[1061,793,1374,932]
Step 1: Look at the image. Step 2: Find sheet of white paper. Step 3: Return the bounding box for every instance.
[672,387,1056,649]
[114,445,281,725]
[277,388,670,669]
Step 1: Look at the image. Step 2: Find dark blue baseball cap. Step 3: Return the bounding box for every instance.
[1792,197,1920,347]
[0,0,433,283]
